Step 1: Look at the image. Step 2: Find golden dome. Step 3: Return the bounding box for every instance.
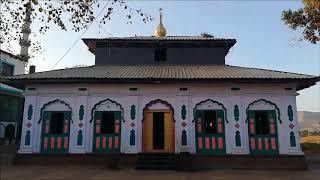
[154,9,166,38]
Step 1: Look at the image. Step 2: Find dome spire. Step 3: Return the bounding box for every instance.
[154,8,167,38]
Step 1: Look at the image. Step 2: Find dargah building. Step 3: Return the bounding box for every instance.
[9,12,319,169]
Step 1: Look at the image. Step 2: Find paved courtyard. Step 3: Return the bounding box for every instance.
[1,160,320,180]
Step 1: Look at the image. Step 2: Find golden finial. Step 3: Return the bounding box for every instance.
[154,8,166,38]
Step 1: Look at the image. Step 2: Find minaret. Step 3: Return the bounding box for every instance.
[154,8,167,38]
[19,1,32,62]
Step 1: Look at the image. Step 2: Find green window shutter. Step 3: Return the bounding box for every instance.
[44,111,51,121]
[130,129,135,145]
[114,111,121,121]
[290,131,296,147]
[95,111,102,120]
[235,130,241,147]
[77,130,83,146]
[248,111,255,119]
[217,110,224,120]
[181,129,187,145]
[64,111,71,121]
[25,130,31,145]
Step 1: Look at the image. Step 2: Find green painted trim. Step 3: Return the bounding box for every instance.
[25,130,31,145]
[181,129,187,146]
[130,129,135,146]
[287,105,293,121]
[193,99,228,123]
[130,105,136,120]
[290,131,296,147]
[27,105,33,120]
[77,130,83,146]
[235,131,241,147]
[245,99,282,124]
[90,99,125,123]
[181,105,187,120]
[38,99,73,124]
[234,105,239,121]
[79,105,84,121]
[0,86,23,94]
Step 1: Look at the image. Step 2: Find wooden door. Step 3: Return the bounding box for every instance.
[143,110,174,153]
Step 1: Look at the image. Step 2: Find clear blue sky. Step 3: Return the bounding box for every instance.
[17,1,320,111]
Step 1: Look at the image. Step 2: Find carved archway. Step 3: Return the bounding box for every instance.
[142,99,175,122]
[90,98,124,123]
[245,99,281,123]
[192,99,228,123]
[38,99,73,124]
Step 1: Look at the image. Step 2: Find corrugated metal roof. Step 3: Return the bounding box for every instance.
[10,64,318,80]
[82,36,235,41]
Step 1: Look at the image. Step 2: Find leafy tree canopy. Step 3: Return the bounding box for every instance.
[282,0,320,44]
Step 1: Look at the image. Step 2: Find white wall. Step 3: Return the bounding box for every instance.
[0,52,25,75]
[18,83,303,155]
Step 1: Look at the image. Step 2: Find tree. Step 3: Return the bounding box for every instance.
[0,0,152,62]
[282,0,320,44]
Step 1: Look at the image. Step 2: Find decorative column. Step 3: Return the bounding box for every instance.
[176,89,190,153]
[126,89,139,153]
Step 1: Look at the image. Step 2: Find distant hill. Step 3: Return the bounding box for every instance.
[298,111,320,132]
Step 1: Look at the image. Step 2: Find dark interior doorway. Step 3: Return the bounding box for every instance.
[153,112,164,149]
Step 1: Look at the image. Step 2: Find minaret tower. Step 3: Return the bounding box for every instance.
[154,8,167,38]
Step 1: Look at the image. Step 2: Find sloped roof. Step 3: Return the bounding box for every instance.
[9,64,319,90]
[82,36,235,41]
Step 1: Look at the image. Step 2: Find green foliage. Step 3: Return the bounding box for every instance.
[282,0,320,44]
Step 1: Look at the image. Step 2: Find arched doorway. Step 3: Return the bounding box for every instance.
[91,99,123,153]
[142,99,175,153]
[194,99,227,155]
[40,99,72,153]
[246,99,280,155]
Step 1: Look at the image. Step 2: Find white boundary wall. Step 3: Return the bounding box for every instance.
[18,83,303,155]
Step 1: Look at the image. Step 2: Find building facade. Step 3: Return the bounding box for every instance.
[10,17,319,156]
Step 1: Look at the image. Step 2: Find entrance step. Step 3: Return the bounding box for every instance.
[135,153,176,170]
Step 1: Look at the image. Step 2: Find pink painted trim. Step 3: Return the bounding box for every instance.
[115,136,119,149]
[64,137,68,149]
[198,137,203,149]
[50,137,55,149]
[271,138,276,150]
[197,122,202,133]
[270,124,275,135]
[258,137,262,150]
[218,118,222,133]
[115,124,119,133]
[45,123,49,134]
[218,137,223,149]
[108,137,113,149]
[205,137,210,149]
[96,124,100,134]
[211,137,216,149]
[63,124,68,133]
[57,137,62,149]
[102,137,106,149]
[96,137,100,149]
[264,138,269,150]
[44,137,48,149]
[250,123,255,134]
[269,118,274,123]
[250,137,255,150]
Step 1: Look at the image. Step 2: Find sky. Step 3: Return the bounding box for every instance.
[1,0,320,111]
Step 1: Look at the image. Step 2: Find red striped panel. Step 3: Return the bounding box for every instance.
[250,120,255,134]
[250,137,255,150]
[270,124,275,135]
[218,118,222,133]
[197,122,202,133]
[44,137,48,149]
[96,137,100,149]
[63,124,68,133]
[64,137,68,149]
[115,136,119,149]
[96,124,100,134]
[115,124,119,133]
[50,137,55,149]
[108,137,113,149]
[205,137,210,149]
[258,137,262,150]
[271,138,276,150]
[198,137,203,149]
[57,137,62,149]
[264,138,269,150]
[211,137,216,149]
[102,137,107,149]
[218,137,223,149]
